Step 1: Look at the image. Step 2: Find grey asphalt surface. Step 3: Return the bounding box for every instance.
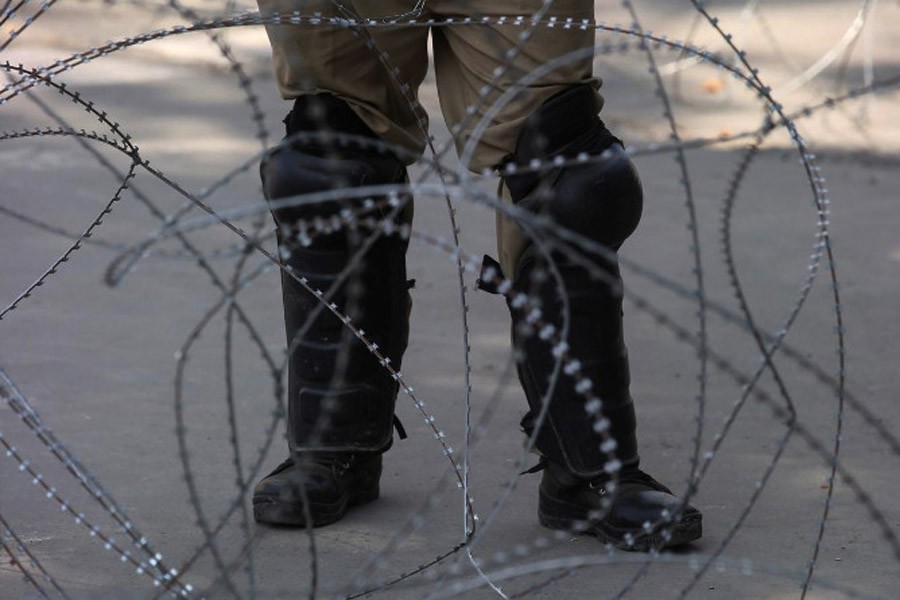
[1,2,899,599]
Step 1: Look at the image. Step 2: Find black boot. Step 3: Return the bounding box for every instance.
[488,85,701,549]
[253,95,410,527]
[539,460,702,551]
[253,454,382,527]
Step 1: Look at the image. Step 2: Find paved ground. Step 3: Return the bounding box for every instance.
[1,1,899,599]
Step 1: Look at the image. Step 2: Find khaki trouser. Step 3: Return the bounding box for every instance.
[258,0,600,274]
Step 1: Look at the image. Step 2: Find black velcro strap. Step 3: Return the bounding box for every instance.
[392,415,408,440]
[475,254,505,295]
[520,457,548,476]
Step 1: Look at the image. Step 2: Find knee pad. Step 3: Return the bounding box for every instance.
[261,94,408,228]
[503,85,643,251]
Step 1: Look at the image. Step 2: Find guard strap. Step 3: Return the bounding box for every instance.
[393,415,408,440]
[475,254,505,295]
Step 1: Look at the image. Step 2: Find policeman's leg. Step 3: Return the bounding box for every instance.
[493,85,702,550]
[253,95,413,527]
[253,0,429,527]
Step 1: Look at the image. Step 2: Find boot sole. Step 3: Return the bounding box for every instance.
[538,489,702,552]
[253,485,379,528]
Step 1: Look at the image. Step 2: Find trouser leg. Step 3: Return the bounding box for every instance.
[256,0,430,164]
[429,0,599,172]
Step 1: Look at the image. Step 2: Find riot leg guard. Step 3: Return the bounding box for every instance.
[486,85,701,549]
[254,95,410,526]
[502,84,643,478]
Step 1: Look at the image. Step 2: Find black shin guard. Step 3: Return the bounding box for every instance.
[261,95,410,454]
[500,85,644,478]
[513,247,638,477]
